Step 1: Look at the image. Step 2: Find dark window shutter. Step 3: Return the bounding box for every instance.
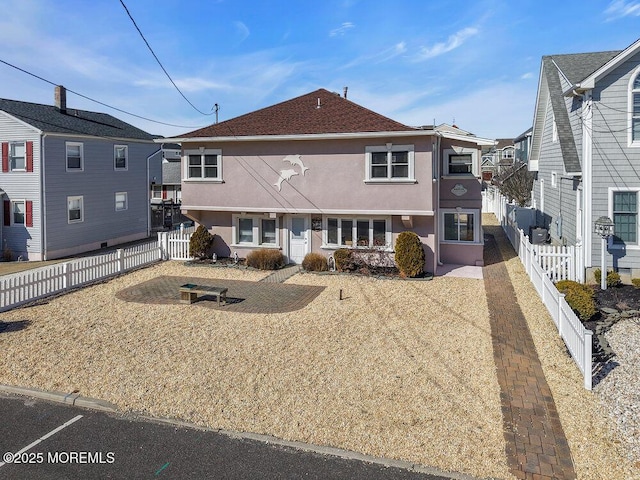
[26,141,34,172]
[3,201,10,226]
[1,142,8,172]
[26,200,33,227]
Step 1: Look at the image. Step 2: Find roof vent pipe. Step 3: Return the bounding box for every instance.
[316,98,321,109]
[343,86,348,99]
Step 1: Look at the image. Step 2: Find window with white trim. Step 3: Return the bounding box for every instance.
[185,149,222,181]
[612,190,637,245]
[440,209,480,243]
[365,144,415,182]
[631,72,640,145]
[114,145,128,170]
[66,142,83,171]
[67,196,84,223]
[324,217,390,248]
[152,185,162,199]
[115,192,128,211]
[232,215,279,247]
[12,200,25,224]
[443,148,478,176]
[10,142,26,171]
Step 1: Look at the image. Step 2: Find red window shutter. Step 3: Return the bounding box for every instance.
[26,200,33,227]
[26,141,34,172]
[3,201,9,226]
[1,142,8,173]
[162,188,167,200]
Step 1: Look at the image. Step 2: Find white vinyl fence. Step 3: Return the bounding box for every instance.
[0,240,161,313]
[484,187,593,390]
[157,224,195,260]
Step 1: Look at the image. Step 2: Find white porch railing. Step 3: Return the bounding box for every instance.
[0,240,161,313]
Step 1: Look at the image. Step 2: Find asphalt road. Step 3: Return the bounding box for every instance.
[0,393,458,480]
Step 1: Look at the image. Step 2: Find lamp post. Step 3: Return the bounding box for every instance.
[594,216,615,290]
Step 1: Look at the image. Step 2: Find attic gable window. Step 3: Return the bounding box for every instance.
[632,73,640,145]
[364,144,415,183]
[114,145,128,170]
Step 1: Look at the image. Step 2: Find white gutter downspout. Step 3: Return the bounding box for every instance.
[146,149,162,237]
[435,132,443,270]
[582,91,593,272]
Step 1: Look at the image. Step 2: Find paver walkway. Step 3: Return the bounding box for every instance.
[261,264,302,283]
[484,227,576,480]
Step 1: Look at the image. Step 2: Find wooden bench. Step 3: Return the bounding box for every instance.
[179,284,228,306]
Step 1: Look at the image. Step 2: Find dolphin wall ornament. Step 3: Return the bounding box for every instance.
[283,154,309,175]
[274,168,299,191]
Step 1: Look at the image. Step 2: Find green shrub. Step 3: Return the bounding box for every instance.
[593,268,621,288]
[246,249,285,270]
[302,253,328,272]
[333,248,353,272]
[632,278,640,288]
[555,280,596,321]
[394,231,425,278]
[189,225,214,259]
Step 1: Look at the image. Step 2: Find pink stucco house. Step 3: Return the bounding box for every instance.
[162,89,493,271]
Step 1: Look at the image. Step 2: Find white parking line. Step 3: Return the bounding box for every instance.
[0,414,83,467]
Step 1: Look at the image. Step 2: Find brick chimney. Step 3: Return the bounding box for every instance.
[55,85,67,113]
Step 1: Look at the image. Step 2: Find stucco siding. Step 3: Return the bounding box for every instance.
[181,137,434,215]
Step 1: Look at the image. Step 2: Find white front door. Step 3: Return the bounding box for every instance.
[289,216,309,264]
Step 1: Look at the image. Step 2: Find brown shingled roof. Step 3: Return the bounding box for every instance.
[183,88,415,137]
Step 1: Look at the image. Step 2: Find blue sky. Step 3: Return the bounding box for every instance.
[1,0,639,139]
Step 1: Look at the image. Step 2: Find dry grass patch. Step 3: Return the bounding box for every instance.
[1,261,508,479]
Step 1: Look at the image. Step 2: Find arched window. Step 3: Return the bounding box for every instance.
[633,73,640,143]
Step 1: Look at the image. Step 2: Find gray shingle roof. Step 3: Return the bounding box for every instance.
[549,51,621,85]
[0,98,156,141]
[543,56,582,173]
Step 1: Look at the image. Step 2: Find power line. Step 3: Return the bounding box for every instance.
[0,58,206,129]
[119,0,214,116]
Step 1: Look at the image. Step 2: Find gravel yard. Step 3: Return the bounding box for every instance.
[0,261,510,479]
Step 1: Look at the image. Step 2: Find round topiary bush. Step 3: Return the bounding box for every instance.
[189,225,214,259]
[302,252,328,272]
[394,231,425,278]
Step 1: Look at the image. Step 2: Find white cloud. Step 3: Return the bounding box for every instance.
[329,22,355,37]
[414,27,479,61]
[341,42,407,69]
[520,72,533,80]
[393,83,535,139]
[604,0,640,20]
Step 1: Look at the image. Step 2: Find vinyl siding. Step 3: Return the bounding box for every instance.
[43,136,158,258]
[590,51,640,269]
[534,94,578,244]
[0,112,43,260]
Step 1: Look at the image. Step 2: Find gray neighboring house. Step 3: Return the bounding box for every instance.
[0,86,161,260]
[529,37,640,279]
[514,127,532,163]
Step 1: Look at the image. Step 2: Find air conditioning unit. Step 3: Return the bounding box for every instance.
[530,228,548,245]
